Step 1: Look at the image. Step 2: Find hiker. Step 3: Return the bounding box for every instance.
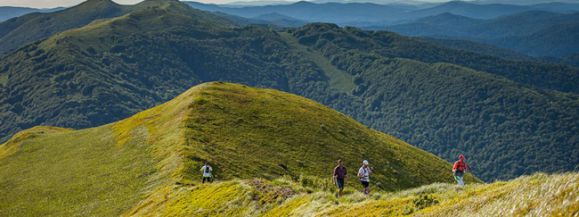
[201,162,213,183]
[333,159,347,198]
[357,160,372,195]
[453,154,470,187]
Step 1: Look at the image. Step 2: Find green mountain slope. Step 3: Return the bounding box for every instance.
[0,0,577,182]
[0,0,131,56]
[0,82,471,216]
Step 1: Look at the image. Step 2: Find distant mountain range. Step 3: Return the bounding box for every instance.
[475,0,579,5]
[0,6,62,21]
[0,0,577,182]
[185,1,579,26]
[3,1,579,33]
[186,1,417,26]
[184,0,579,62]
[252,12,306,27]
[387,11,579,60]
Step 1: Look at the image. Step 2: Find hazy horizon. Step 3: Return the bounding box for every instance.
[0,0,471,8]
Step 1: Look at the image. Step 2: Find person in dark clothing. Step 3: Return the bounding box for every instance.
[333,159,347,198]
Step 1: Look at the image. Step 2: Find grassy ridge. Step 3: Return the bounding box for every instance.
[178,83,473,189]
[0,82,470,216]
[127,173,578,216]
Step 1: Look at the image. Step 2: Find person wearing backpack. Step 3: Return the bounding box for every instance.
[333,159,347,198]
[357,160,372,195]
[453,154,469,187]
[201,162,213,183]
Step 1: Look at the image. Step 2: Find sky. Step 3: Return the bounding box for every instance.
[0,0,450,8]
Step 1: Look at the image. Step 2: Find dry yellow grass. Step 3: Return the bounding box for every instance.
[122,173,578,217]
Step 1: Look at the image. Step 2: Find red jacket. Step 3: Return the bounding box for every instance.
[453,160,469,172]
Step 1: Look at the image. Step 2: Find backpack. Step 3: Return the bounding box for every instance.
[359,167,369,180]
[205,166,211,173]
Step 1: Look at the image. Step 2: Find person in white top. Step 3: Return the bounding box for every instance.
[200,162,213,183]
[357,160,372,195]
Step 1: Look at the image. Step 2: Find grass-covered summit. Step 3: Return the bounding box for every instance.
[0,82,474,216]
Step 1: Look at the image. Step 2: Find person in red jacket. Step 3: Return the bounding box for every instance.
[453,154,470,187]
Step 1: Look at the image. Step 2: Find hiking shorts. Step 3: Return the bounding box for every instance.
[202,176,212,183]
[336,178,345,190]
[360,180,369,188]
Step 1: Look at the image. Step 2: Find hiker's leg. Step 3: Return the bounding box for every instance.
[362,181,369,194]
[336,185,340,197]
[458,176,464,187]
[337,179,344,196]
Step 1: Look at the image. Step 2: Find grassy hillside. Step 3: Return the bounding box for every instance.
[0,82,471,216]
[125,172,578,216]
[0,0,577,182]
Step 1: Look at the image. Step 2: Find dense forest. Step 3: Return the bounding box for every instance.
[0,0,577,181]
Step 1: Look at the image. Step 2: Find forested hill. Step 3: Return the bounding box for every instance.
[0,0,577,181]
[0,0,131,56]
